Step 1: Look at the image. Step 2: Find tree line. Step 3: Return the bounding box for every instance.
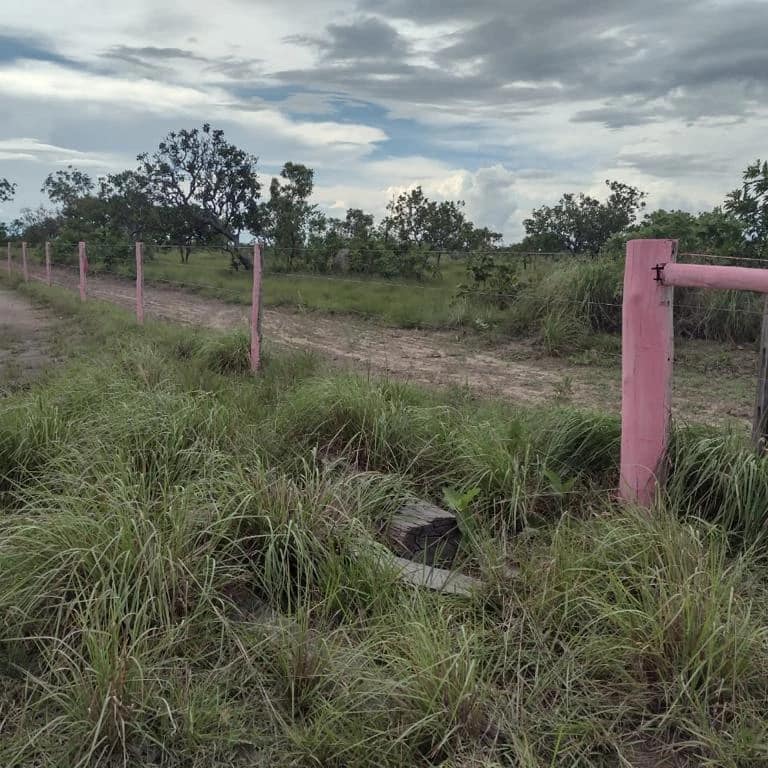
[1,122,766,278]
[0,124,500,279]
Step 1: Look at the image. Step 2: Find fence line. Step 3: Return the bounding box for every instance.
[3,239,265,373]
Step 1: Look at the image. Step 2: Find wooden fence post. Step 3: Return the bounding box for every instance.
[21,241,29,282]
[78,241,87,301]
[6,242,10,276]
[753,297,768,450]
[45,241,52,286]
[135,241,144,324]
[250,244,263,373]
[619,239,677,506]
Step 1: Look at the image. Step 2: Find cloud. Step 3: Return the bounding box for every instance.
[615,152,732,178]
[0,61,386,150]
[280,0,768,125]
[0,30,78,67]
[288,16,410,61]
[1,0,767,242]
[0,137,123,166]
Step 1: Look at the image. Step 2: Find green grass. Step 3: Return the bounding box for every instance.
[1,276,768,766]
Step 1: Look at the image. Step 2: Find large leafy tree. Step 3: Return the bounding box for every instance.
[602,207,744,258]
[41,166,94,208]
[264,162,319,267]
[382,186,501,260]
[523,180,647,255]
[725,159,768,255]
[98,170,158,241]
[139,124,261,252]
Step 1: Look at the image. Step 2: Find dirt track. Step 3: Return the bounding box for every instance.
[24,266,757,425]
[0,286,55,390]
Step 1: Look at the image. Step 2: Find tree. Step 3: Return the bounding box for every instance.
[725,159,768,255]
[139,124,261,253]
[603,207,743,258]
[523,180,647,255]
[0,177,16,203]
[382,186,502,265]
[341,208,374,240]
[98,170,158,241]
[42,166,93,208]
[10,206,59,244]
[264,162,318,267]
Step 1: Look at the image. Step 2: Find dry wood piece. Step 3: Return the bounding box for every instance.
[388,555,482,597]
[385,500,459,566]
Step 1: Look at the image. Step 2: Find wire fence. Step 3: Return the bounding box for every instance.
[5,239,768,357]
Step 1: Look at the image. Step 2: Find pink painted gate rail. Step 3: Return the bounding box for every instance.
[620,239,768,506]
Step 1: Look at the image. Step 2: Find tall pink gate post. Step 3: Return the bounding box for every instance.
[21,241,29,282]
[619,240,676,505]
[250,244,263,372]
[135,241,144,324]
[620,239,768,506]
[45,241,52,286]
[78,241,87,301]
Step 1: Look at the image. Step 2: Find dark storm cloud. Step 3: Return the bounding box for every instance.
[0,30,82,67]
[101,45,262,80]
[615,152,732,178]
[277,0,768,124]
[287,16,409,60]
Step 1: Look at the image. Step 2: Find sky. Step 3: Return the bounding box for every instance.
[0,0,767,241]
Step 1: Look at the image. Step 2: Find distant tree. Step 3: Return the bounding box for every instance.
[10,206,59,244]
[264,162,318,267]
[382,186,502,265]
[139,124,261,256]
[523,180,647,255]
[603,207,743,258]
[98,169,158,241]
[0,177,16,203]
[341,208,375,240]
[41,166,94,208]
[725,159,768,254]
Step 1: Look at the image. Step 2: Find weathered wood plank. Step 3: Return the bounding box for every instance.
[388,555,482,596]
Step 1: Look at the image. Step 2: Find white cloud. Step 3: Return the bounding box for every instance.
[0,61,386,151]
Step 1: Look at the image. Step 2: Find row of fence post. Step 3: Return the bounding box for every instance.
[5,240,264,372]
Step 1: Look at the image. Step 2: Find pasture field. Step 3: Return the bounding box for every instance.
[1,277,767,766]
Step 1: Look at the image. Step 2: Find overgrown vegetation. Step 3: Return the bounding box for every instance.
[1,277,768,766]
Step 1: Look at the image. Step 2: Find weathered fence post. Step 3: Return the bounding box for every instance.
[753,297,768,450]
[250,244,263,373]
[78,241,87,301]
[45,241,52,286]
[619,239,677,506]
[21,241,29,282]
[6,242,10,276]
[135,241,144,324]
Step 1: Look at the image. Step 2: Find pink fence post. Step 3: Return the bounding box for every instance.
[6,242,10,276]
[619,239,677,506]
[21,241,29,282]
[135,241,144,324]
[250,244,263,373]
[45,241,52,286]
[78,241,87,301]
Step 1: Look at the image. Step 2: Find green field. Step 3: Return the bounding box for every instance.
[1,276,768,766]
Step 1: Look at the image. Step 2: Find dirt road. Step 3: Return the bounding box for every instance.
[0,287,55,391]
[22,266,757,425]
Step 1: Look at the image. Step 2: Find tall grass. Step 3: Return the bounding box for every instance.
[1,278,768,765]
